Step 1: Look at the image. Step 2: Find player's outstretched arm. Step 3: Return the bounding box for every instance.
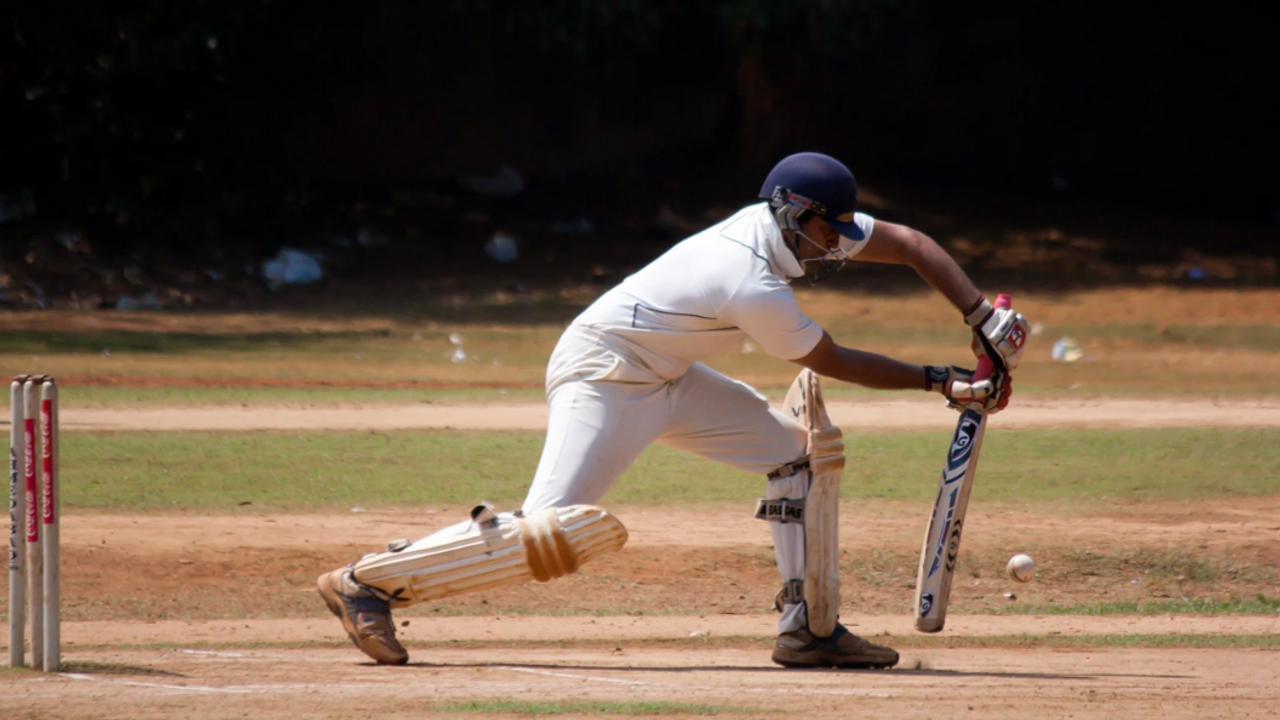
[852,220,981,312]
[794,331,924,390]
[852,220,1029,369]
[795,332,1010,412]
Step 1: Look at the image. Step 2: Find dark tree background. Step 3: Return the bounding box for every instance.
[1,1,1277,306]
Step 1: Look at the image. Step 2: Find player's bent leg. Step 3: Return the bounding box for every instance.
[757,465,810,633]
[757,468,897,669]
[521,374,669,514]
[757,370,899,669]
[759,465,896,669]
[320,503,627,664]
[353,503,628,605]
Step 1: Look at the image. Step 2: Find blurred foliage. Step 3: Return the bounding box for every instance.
[461,0,907,55]
[0,0,1272,284]
[2,1,366,257]
[713,0,905,52]
[0,0,905,261]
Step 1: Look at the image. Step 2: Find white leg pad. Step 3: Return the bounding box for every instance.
[353,505,628,606]
[777,368,844,638]
[763,470,809,634]
[805,422,843,637]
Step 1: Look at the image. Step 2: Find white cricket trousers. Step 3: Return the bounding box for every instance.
[518,327,815,635]
[521,328,808,512]
[405,327,816,634]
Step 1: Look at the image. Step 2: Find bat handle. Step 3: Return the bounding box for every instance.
[973,293,1013,381]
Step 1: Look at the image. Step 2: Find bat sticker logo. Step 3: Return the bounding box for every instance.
[919,592,934,616]
[945,519,965,572]
[947,412,982,470]
[925,488,960,579]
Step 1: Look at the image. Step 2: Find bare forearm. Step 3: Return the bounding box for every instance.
[798,340,925,390]
[855,221,983,313]
[903,232,982,312]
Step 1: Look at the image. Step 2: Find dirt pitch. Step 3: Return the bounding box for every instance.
[6,643,1280,720]
[3,399,1280,719]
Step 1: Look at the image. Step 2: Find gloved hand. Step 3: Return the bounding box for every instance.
[963,296,1030,370]
[924,364,1012,413]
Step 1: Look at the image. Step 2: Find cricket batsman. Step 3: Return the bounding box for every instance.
[317,152,1029,668]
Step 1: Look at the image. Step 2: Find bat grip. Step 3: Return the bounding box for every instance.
[973,293,1013,381]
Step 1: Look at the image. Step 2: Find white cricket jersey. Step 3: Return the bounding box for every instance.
[560,203,875,383]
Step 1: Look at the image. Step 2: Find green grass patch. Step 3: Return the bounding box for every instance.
[0,328,390,355]
[61,427,1280,510]
[437,700,755,716]
[1052,323,1280,353]
[63,385,544,408]
[760,321,1280,354]
[828,427,1280,502]
[57,660,181,676]
[66,431,553,510]
[54,384,1280,409]
[0,325,559,369]
[0,326,562,357]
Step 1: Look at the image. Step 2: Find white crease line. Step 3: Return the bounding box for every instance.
[65,673,391,696]
[176,649,252,658]
[112,648,895,698]
[174,648,347,663]
[64,673,254,695]
[497,665,893,697]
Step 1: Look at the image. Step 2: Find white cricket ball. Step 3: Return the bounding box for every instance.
[1007,553,1036,583]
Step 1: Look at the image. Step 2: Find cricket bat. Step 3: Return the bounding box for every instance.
[914,293,1012,633]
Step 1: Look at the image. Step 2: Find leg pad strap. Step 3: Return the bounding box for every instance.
[754,498,805,523]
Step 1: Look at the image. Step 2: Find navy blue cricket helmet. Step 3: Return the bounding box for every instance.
[758,152,863,240]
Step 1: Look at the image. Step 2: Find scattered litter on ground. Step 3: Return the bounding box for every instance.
[484,233,519,262]
[1051,336,1085,362]
[262,248,324,288]
[115,292,161,311]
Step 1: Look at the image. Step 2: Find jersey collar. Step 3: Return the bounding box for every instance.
[753,203,805,280]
